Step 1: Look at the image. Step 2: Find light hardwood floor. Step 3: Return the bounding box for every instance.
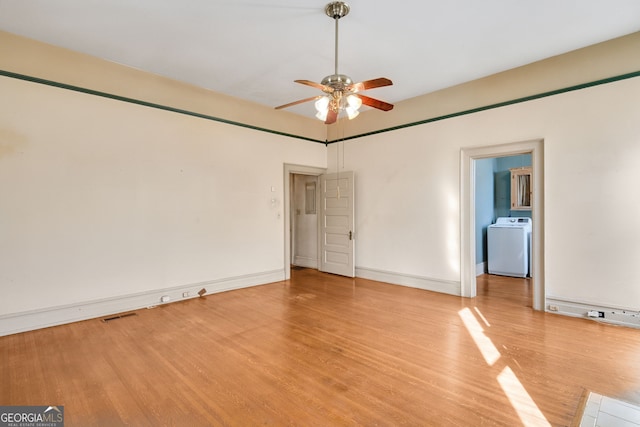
[1,269,639,426]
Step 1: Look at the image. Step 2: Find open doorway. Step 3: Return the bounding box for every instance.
[283,164,326,280]
[475,154,532,306]
[460,139,545,311]
[291,173,319,269]
[284,164,357,280]
[475,154,532,275]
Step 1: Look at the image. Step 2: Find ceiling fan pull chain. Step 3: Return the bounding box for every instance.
[336,123,341,200]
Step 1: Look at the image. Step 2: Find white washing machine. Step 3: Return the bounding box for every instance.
[488,217,532,278]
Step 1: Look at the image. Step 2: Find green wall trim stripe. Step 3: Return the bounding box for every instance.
[329,71,640,144]
[0,69,326,144]
[2,69,638,145]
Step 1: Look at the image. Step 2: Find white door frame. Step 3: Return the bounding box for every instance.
[283,164,326,280]
[460,139,545,311]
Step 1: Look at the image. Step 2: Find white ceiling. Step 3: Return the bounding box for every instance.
[1,0,639,118]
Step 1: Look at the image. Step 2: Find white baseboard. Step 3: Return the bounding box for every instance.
[546,296,640,329]
[476,262,486,276]
[293,256,318,269]
[356,267,460,296]
[0,269,284,337]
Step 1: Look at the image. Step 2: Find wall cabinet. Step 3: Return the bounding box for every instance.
[510,167,532,210]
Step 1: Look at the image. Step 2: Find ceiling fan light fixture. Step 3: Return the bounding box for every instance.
[315,98,330,121]
[346,106,359,120]
[346,94,362,110]
[345,95,361,120]
[315,95,330,111]
[314,96,331,119]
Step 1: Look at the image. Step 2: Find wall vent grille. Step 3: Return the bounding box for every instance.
[101,312,137,323]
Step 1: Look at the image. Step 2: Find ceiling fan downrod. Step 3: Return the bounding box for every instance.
[321,2,353,92]
[325,2,350,76]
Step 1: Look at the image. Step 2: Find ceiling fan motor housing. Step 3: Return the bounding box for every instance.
[321,74,354,92]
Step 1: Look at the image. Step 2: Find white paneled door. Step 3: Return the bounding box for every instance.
[320,172,355,277]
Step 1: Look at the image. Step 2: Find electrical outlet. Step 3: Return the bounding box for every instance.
[587,310,605,318]
[548,305,559,312]
[182,291,189,298]
[161,295,171,303]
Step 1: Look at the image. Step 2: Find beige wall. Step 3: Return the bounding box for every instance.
[0,30,327,142]
[0,73,326,335]
[329,75,640,312]
[2,30,639,143]
[329,31,640,140]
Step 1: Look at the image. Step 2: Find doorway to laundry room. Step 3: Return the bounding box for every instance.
[461,139,545,311]
[475,154,532,307]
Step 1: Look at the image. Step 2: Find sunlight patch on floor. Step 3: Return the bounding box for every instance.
[459,307,551,426]
[459,307,500,366]
[498,366,551,426]
[474,306,491,327]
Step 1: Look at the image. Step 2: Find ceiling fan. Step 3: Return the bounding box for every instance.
[275,1,394,124]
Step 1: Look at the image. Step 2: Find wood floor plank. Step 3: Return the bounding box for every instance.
[1,269,639,426]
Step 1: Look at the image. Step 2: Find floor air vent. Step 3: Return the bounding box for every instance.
[101,312,137,323]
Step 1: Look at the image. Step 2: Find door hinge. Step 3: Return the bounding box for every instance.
[348,231,353,240]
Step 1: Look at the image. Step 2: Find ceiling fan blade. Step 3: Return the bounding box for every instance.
[295,79,333,92]
[275,96,323,110]
[325,109,338,125]
[356,94,394,111]
[350,77,393,93]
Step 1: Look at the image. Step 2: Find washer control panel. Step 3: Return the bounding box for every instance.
[495,217,532,226]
